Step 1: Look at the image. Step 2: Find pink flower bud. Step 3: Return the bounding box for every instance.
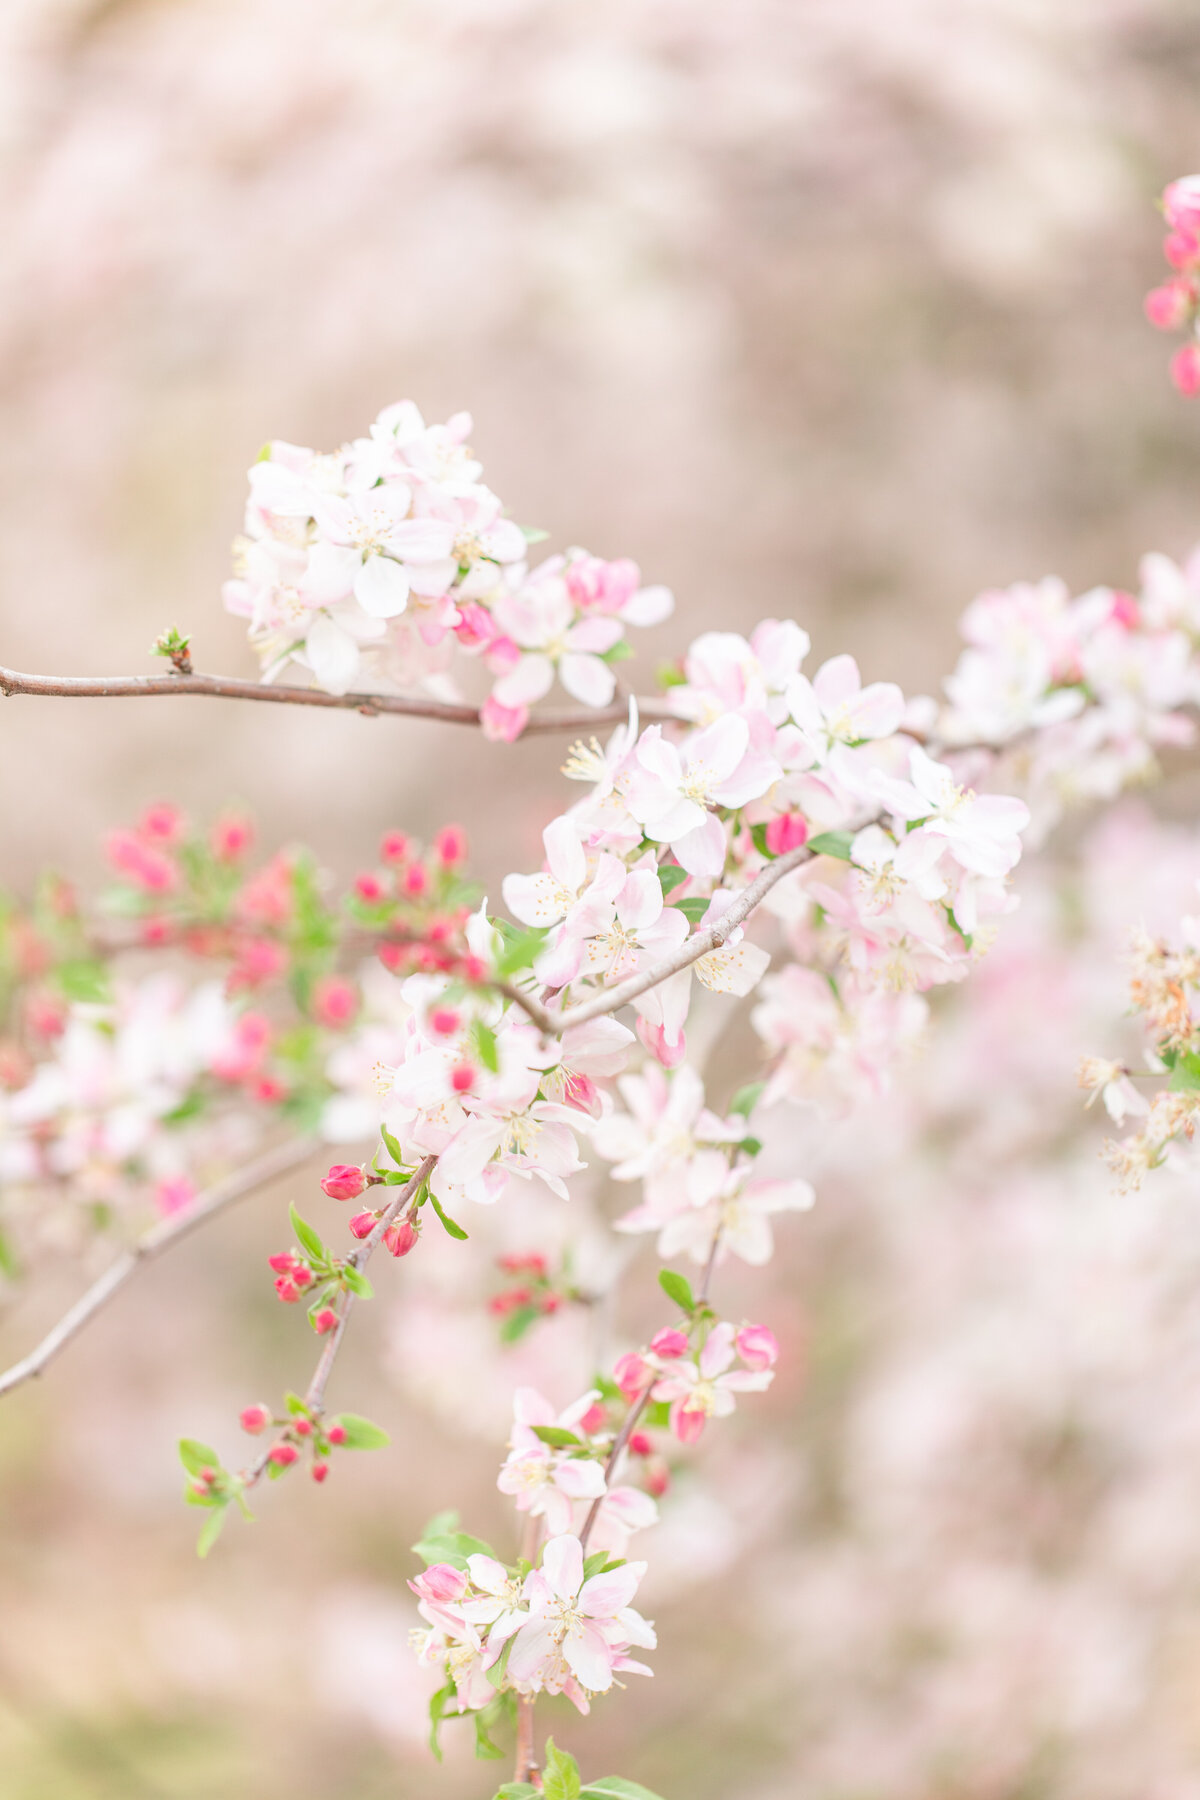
[1145,278,1196,330]
[294,1418,313,1437]
[321,1164,367,1202]
[614,1352,652,1402]
[672,1403,708,1446]
[211,812,253,861]
[650,1328,689,1359]
[313,977,358,1029]
[274,1276,301,1304]
[311,1461,330,1483]
[154,1176,195,1218]
[1165,228,1200,270]
[646,1461,671,1498]
[268,1443,299,1467]
[268,1252,296,1275]
[312,1308,338,1335]
[239,1404,271,1435]
[1164,177,1200,233]
[403,862,429,898]
[384,1217,419,1258]
[355,872,384,903]
[1172,343,1200,397]
[480,693,529,743]
[461,955,488,983]
[327,1424,347,1446]
[628,1431,653,1456]
[578,1403,606,1435]
[348,1210,377,1240]
[764,812,808,856]
[414,1562,469,1603]
[450,1062,477,1094]
[380,831,410,864]
[434,825,467,867]
[140,802,183,843]
[1110,591,1140,629]
[735,1324,779,1371]
[429,1008,461,1037]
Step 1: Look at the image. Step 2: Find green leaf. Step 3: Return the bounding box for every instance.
[642,1400,671,1430]
[581,1781,668,1799]
[284,1392,308,1417]
[807,829,853,860]
[428,1190,469,1240]
[749,821,774,859]
[739,1135,763,1157]
[420,1508,460,1540]
[729,1080,764,1119]
[492,1787,540,1799]
[56,959,111,1004]
[195,1507,227,1558]
[379,1124,408,1170]
[656,661,686,689]
[582,1551,610,1578]
[531,1425,584,1448]
[474,1712,505,1760]
[600,637,634,665]
[288,1204,326,1265]
[471,1020,500,1073]
[412,1527,496,1569]
[331,1413,390,1450]
[657,863,688,896]
[543,1739,582,1800]
[1169,1052,1200,1092]
[486,1634,514,1690]
[671,896,709,926]
[498,1302,541,1344]
[428,1681,455,1761]
[178,1438,221,1478]
[0,1225,19,1281]
[340,1264,374,1298]
[658,1268,696,1314]
[494,924,549,979]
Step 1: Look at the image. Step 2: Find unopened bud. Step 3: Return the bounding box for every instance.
[311,1460,330,1483]
[327,1424,348,1446]
[735,1324,779,1371]
[614,1352,652,1402]
[321,1163,366,1202]
[628,1431,653,1456]
[312,1308,338,1335]
[384,1217,419,1258]
[650,1328,689,1359]
[269,1443,299,1467]
[429,1007,461,1037]
[348,1210,377,1240]
[239,1404,271,1435]
[450,1062,477,1094]
[294,1418,314,1437]
[433,825,467,867]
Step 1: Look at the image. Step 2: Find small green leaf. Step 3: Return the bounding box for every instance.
[498,1303,541,1344]
[749,821,774,859]
[178,1438,221,1478]
[428,1681,455,1761]
[0,1225,19,1280]
[581,1781,668,1800]
[807,829,853,860]
[672,896,709,926]
[729,1081,764,1119]
[288,1203,325,1265]
[600,637,634,665]
[642,1399,671,1430]
[412,1528,497,1569]
[656,661,686,689]
[56,959,111,1004]
[379,1124,408,1170]
[471,1020,500,1073]
[739,1135,763,1157]
[428,1190,469,1240]
[543,1738,582,1800]
[531,1425,584,1449]
[486,1635,515,1690]
[658,1269,696,1314]
[474,1712,505,1760]
[657,863,688,895]
[582,1551,610,1578]
[340,1264,374,1298]
[330,1413,390,1450]
[494,924,549,979]
[284,1392,308,1417]
[1169,1051,1200,1092]
[492,1787,540,1799]
[195,1507,228,1558]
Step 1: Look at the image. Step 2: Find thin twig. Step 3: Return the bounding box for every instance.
[0,664,670,736]
[242,1154,436,1488]
[0,1138,316,1398]
[502,839,817,1037]
[578,1385,654,1556]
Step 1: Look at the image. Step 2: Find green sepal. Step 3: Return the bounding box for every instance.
[284,1392,308,1416]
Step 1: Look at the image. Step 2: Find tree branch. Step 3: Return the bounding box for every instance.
[0,1138,317,1399]
[0,664,671,736]
[502,839,817,1037]
[242,1154,436,1487]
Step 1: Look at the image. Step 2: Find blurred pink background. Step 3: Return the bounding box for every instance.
[4,2,1200,1795]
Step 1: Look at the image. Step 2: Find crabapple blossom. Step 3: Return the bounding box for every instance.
[651,1322,775,1444]
[506,1534,654,1701]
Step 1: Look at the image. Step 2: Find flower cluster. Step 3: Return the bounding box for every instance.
[1145,175,1200,395]
[223,401,672,731]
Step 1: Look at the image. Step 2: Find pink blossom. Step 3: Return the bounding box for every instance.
[507,1534,653,1700]
[652,1321,774,1442]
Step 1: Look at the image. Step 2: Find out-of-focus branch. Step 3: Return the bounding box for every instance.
[0,1138,316,1399]
[0,664,671,735]
[242,1153,436,1487]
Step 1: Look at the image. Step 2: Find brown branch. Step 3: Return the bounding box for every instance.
[502,839,817,1037]
[242,1154,436,1488]
[0,664,671,736]
[0,1138,316,1398]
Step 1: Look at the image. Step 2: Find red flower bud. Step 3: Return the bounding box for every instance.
[311,1460,330,1483]
[327,1424,348,1446]
[433,824,467,867]
[429,1007,461,1037]
[764,812,808,856]
[274,1277,301,1304]
[650,1328,689,1359]
[268,1443,299,1467]
[628,1431,653,1456]
[672,1403,707,1446]
[735,1323,779,1371]
[312,1308,339,1335]
[355,872,384,903]
[403,862,429,898]
[450,1062,477,1094]
[321,1164,367,1202]
[384,1217,419,1258]
[267,1252,296,1275]
[294,1418,314,1437]
[239,1404,271,1435]
[380,831,410,865]
[348,1209,377,1240]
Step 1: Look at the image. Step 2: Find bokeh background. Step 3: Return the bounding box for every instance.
[4,1,1200,1795]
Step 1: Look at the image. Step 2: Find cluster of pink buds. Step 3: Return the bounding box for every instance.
[230,1400,388,1495]
[487,1251,570,1338]
[1146,176,1200,394]
[267,1250,314,1304]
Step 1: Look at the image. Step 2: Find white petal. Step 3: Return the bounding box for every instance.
[354,554,411,618]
